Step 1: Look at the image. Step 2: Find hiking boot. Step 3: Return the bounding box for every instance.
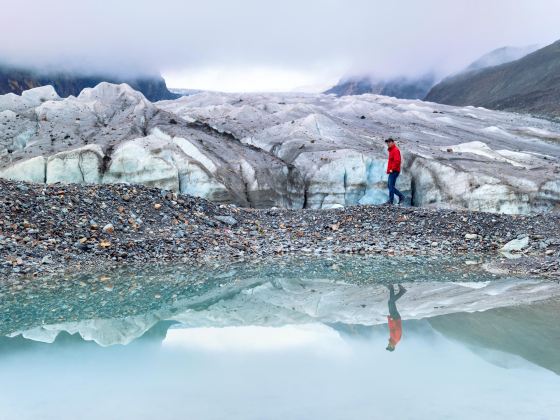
[398,284,407,295]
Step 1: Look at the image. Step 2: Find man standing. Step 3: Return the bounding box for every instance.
[385,138,405,205]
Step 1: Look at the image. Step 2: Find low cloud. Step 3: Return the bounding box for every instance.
[0,0,558,89]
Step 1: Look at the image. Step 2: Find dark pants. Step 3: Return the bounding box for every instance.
[387,171,404,204]
[388,285,405,320]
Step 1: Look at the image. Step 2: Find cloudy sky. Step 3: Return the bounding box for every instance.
[1,0,559,92]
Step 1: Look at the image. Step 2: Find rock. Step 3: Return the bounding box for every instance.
[102,224,115,234]
[465,234,481,240]
[214,215,238,226]
[501,237,530,253]
[41,256,52,265]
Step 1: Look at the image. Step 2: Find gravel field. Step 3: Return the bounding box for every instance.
[1,179,559,281]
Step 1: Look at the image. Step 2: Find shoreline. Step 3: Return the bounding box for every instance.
[1,179,559,281]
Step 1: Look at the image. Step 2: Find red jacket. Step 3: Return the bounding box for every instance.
[387,145,402,174]
[388,316,402,346]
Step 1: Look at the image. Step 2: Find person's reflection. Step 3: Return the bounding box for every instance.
[386,284,406,352]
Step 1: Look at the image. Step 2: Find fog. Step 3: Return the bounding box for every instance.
[1,323,559,419]
[1,0,559,90]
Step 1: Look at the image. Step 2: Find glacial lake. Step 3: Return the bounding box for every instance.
[1,256,559,420]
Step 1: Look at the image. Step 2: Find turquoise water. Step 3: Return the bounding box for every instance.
[1,257,559,419]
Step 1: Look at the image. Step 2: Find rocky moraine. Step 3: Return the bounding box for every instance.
[1,178,558,282]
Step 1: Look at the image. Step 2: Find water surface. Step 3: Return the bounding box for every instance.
[1,256,559,419]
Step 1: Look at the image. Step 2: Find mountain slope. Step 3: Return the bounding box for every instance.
[425,40,560,119]
[0,64,179,102]
[463,45,540,73]
[324,74,436,99]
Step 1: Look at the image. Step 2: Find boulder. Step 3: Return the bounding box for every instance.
[501,237,530,253]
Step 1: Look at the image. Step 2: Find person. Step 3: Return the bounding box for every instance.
[386,284,406,352]
[385,138,405,205]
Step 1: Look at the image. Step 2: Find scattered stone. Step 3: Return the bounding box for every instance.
[214,215,238,226]
[465,234,481,240]
[103,224,115,234]
[0,179,558,281]
[501,237,530,253]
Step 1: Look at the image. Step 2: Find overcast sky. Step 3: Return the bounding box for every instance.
[1,0,559,92]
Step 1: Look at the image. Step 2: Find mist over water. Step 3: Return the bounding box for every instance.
[1,320,559,420]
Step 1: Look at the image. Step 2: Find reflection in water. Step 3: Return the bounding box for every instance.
[1,256,560,419]
[429,300,560,375]
[386,284,406,351]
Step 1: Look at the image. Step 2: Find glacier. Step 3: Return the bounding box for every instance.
[1,83,560,213]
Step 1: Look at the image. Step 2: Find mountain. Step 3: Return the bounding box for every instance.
[463,45,540,73]
[0,64,179,102]
[425,40,560,120]
[1,83,560,214]
[325,44,539,101]
[324,74,436,99]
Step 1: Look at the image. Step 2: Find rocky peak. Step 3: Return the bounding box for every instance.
[0,64,179,102]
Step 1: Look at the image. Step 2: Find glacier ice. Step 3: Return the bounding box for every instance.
[1,83,560,213]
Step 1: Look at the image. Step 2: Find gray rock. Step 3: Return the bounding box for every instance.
[214,215,238,226]
[103,224,115,234]
[465,234,481,240]
[501,237,530,253]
